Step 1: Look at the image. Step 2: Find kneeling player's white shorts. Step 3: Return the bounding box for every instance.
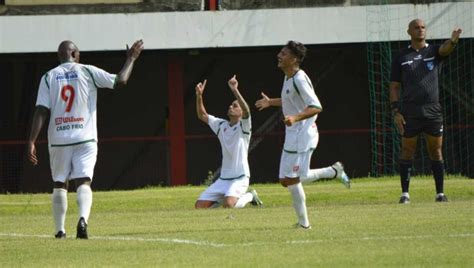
[48,141,98,183]
[198,176,249,202]
[279,149,314,179]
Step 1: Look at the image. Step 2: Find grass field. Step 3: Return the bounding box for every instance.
[0,176,473,267]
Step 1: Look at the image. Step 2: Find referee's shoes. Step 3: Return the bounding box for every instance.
[435,193,448,202]
[399,196,410,204]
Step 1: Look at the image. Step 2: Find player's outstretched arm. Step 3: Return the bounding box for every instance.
[439,28,462,56]
[228,75,250,119]
[196,80,209,124]
[255,92,281,111]
[27,106,49,165]
[115,39,144,89]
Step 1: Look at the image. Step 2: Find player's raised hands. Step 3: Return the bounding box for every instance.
[126,39,144,60]
[255,92,271,111]
[195,79,207,96]
[228,75,238,91]
[451,28,462,43]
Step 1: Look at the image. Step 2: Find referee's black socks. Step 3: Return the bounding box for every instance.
[400,159,413,193]
[431,160,445,194]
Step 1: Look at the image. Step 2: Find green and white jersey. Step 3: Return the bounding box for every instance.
[281,69,322,153]
[36,62,116,146]
[207,114,251,180]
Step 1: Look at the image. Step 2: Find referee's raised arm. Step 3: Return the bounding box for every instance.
[439,28,462,56]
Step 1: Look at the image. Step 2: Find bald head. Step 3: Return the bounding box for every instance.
[58,40,80,63]
[409,19,424,29]
[407,19,426,42]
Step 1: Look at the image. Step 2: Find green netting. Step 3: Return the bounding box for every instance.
[367,2,473,177]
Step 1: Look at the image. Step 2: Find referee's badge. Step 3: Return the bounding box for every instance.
[426,61,434,71]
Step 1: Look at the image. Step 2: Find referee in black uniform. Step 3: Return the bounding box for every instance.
[389,19,462,204]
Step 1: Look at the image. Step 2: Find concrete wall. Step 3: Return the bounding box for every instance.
[5,0,142,5]
[0,2,472,53]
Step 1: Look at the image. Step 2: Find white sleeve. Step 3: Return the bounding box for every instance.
[84,65,117,89]
[35,73,51,109]
[207,114,225,135]
[294,74,322,110]
[240,116,251,135]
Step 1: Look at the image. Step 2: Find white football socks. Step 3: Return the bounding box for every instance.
[76,184,93,223]
[287,183,310,227]
[52,188,68,234]
[234,192,254,208]
[300,166,336,183]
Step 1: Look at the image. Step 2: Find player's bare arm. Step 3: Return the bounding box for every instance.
[255,92,282,111]
[115,39,144,89]
[27,106,50,165]
[228,75,250,119]
[439,28,462,56]
[389,81,406,135]
[195,80,209,124]
[283,106,320,127]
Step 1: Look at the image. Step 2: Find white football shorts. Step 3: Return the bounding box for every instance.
[279,149,314,179]
[198,176,250,202]
[48,141,98,183]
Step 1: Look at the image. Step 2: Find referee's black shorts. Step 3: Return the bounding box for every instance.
[403,116,443,138]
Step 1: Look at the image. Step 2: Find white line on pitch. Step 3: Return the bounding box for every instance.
[240,233,474,246]
[1,232,472,247]
[285,233,474,244]
[0,233,226,248]
[91,235,226,247]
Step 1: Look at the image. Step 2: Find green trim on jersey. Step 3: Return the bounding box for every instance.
[293,73,322,110]
[219,174,246,180]
[36,104,50,111]
[113,76,118,89]
[292,78,301,96]
[292,73,316,96]
[303,74,315,90]
[308,104,322,110]
[51,139,96,147]
[44,72,50,90]
[216,121,225,136]
[83,66,99,88]
[240,121,251,135]
[283,147,316,154]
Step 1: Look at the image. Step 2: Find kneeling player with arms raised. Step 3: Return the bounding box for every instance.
[195,75,262,209]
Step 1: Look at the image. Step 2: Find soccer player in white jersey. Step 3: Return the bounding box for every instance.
[27,39,144,239]
[255,41,350,229]
[195,75,263,209]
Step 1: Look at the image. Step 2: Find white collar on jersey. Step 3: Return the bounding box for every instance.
[408,42,429,49]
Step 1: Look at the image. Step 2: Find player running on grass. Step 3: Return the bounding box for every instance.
[255,41,350,229]
[27,39,144,239]
[195,75,263,209]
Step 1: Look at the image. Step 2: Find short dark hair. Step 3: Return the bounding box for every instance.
[285,40,307,63]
